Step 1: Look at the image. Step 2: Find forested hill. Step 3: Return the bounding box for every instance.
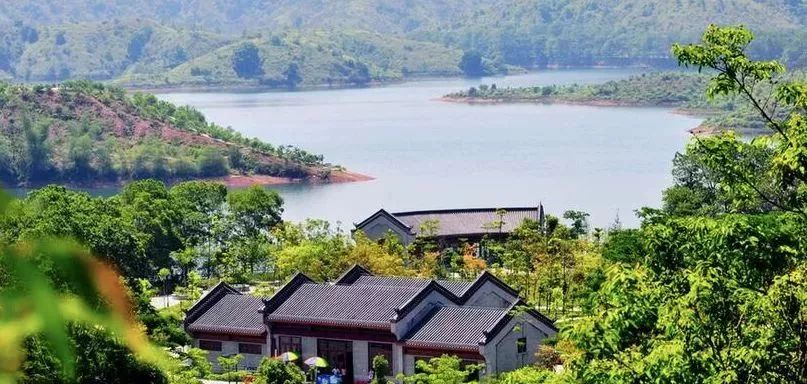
[0,20,462,88]
[0,0,806,86]
[0,81,364,186]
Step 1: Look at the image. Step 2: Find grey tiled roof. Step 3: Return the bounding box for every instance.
[186,294,265,336]
[404,306,509,348]
[266,283,421,328]
[392,207,541,237]
[351,275,473,296]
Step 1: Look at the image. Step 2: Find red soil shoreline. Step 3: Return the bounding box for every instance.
[441,96,715,135]
[217,170,374,188]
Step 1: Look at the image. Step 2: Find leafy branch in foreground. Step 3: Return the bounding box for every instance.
[0,191,167,384]
[670,25,807,217]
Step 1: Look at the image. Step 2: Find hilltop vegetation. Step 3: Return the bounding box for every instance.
[0,19,462,88]
[122,30,463,88]
[445,71,805,134]
[0,1,806,87]
[0,80,352,186]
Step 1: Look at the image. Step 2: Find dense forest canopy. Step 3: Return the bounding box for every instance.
[0,1,806,86]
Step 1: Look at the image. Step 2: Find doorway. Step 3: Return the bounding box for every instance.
[317,339,354,384]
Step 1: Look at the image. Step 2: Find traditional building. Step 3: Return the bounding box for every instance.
[352,206,546,248]
[184,265,557,383]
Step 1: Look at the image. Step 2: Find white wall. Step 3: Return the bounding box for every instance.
[357,215,414,245]
[196,339,266,372]
[464,281,517,308]
[481,315,556,375]
[403,354,416,376]
[353,341,369,382]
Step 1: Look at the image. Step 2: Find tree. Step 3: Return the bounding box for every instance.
[197,148,229,177]
[157,267,171,307]
[459,51,487,77]
[561,25,807,384]
[283,62,303,89]
[216,354,243,384]
[0,188,166,382]
[562,210,589,238]
[232,42,263,79]
[254,357,304,384]
[227,185,283,238]
[371,355,390,384]
[127,27,153,62]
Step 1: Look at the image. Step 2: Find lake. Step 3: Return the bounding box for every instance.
[158,69,700,228]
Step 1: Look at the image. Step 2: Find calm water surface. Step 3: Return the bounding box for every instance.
[157,70,699,228]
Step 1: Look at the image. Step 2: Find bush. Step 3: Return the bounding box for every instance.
[254,357,305,384]
[534,345,562,370]
[497,366,554,384]
[371,355,390,384]
[197,148,229,177]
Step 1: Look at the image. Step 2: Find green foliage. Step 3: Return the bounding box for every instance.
[371,354,390,384]
[232,42,264,79]
[559,25,807,384]
[399,356,480,384]
[228,185,284,237]
[0,189,168,383]
[21,325,167,384]
[2,0,805,79]
[0,80,329,184]
[496,366,554,384]
[459,51,488,77]
[254,357,305,384]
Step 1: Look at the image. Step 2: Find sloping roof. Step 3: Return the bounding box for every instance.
[266,283,421,328]
[351,275,473,297]
[391,207,541,237]
[186,294,266,336]
[184,281,240,326]
[404,306,509,350]
[353,209,413,232]
[257,266,557,347]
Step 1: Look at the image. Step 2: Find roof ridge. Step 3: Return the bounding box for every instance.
[392,206,541,216]
[183,281,240,327]
[333,264,373,285]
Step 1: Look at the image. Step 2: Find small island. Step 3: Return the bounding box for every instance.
[0,81,371,187]
[443,72,771,135]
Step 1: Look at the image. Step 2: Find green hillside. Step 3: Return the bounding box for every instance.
[120,30,463,88]
[12,20,229,82]
[1,0,806,72]
[429,0,807,67]
[0,80,357,186]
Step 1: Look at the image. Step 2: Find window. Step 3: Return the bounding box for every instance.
[516,337,527,354]
[199,340,222,351]
[239,343,263,355]
[277,336,302,355]
[368,343,393,374]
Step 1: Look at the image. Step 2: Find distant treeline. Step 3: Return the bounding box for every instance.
[445,71,806,134]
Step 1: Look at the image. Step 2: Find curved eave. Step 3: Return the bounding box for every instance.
[403,340,481,353]
[267,316,391,330]
[186,323,266,337]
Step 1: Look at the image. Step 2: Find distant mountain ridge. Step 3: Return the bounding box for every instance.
[0,0,805,86]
